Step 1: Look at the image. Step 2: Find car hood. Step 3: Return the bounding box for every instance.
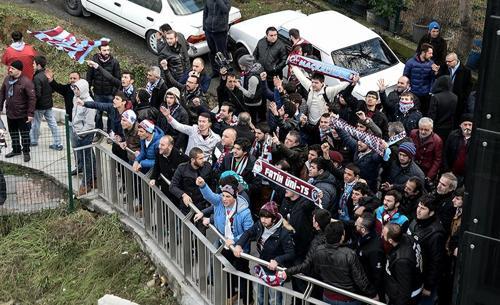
[350,63,405,99]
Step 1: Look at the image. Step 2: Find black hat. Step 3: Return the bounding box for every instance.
[460,113,473,124]
[10,60,23,71]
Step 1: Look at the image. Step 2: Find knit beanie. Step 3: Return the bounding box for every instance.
[428,21,440,30]
[166,87,181,101]
[220,183,238,198]
[121,109,137,124]
[138,119,155,133]
[398,142,416,159]
[259,201,279,219]
[238,55,255,70]
[329,151,344,164]
[10,60,23,71]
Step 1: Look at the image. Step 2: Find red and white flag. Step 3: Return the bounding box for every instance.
[28,26,109,64]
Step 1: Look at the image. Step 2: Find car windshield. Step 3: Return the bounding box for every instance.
[330,38,399,77]
[168,0,204,15]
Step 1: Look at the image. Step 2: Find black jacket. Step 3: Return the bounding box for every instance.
[169,161,216,213]
[33,69,53,110]
[95,65,137,105]
[445,63,472,120]
[385,234,423,305]
[385,160,425,187]
[287,243,377,298]
[156,102,189,152]
[433,192,456,235]
[442,129,469,172]
[279,196,315,259]
[50,79,74,120]
[428,75,458,140]
[272,143,308,177]
[151,147,190,202]
[135,102,159,124]
[150,78,168,110]
[380,91,422,134]
[417,34,447,67]
[253,38,287,76]
[408,216,446,291]
[86,54,121,96]
[311,172,337,211]
[348,98,389,139]
[203,0,230,33]
[218,153,260,192]
[356,232,385,299]
[236,218,295,273]
[217,78,247,113]
[159,44,190,82]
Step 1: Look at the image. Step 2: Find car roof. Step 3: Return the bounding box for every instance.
[281,10,380,52]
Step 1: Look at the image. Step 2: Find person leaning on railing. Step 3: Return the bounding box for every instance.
[194,175,255,305]
[279,221,378,305]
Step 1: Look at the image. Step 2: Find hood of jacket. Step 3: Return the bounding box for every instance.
[10,41,25,51]
[314,172,336,185]
[74,79,92,101]
[431,75,452,94]
[235,194,250,214]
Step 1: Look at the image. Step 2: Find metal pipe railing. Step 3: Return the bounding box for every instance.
[83,135,386,305]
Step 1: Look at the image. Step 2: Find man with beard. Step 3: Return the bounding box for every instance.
[233,201,295,305]
[176,57,211,93]
[149,135,189,204]
[250,122,273,161]
[355,212,385,302]
[166,112,221,162]
[417,22,448,75]
[404,43,439,115]
[408,194,446,305]
[237,55,265,122]
[271,130,308,177]
[375,190,409,235]
[394,177,426,221]
[170,147,214,214]
[378,77,420,116]
[157,87,189,151]
[86,61,136,105]
[410,117,443,183]
[383,223,423,305]
[159,30,189,82]
[86,42,121,132]
[443,114,472,181]
[433,172,458,235]
[308,157,337,211]
[253,27,288,85]
[165,73,209,124]
[382,142,425,188]
[46,69,80,121]
[218,138,259,193]
[217,70,247,114]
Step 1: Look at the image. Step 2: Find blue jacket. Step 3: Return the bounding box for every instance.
[199,184,254,249]
[403,55,435,96]
[375,206,409,235]
[136,127,164,172]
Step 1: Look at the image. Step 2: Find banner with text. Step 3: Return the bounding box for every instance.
[252,158,321,206]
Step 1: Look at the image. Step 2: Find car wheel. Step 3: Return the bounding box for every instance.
[65,0,83,16]
[146,30,159,55]
[233,46,249,71]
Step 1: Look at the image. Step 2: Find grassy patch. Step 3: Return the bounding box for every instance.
[0,3,148,108]
[0,209,177,305]
[234,0,321,19]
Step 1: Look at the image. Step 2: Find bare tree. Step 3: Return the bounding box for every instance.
[457,0,474,60]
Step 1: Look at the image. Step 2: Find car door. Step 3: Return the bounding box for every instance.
[120,0,163,36]
[84,0,123,25]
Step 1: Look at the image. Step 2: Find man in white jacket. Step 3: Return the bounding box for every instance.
[291,66,358,125]
[70,79,97,195]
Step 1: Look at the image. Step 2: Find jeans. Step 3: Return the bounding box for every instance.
[322,295,361,305]
[94,95,113,131]
[7,117,31,153]
[30,109,61,146]
[205,30,228,75]
[71,131,95,186]
[257,284,283,305]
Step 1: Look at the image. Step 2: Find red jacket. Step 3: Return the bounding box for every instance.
[2,43,37,80]
[410,129,443,179]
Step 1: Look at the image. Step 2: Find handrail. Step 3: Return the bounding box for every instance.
[158,176,385,305]
[84,132,386,305]
[75,128,136,155]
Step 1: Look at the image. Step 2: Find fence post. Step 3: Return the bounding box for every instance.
[65,115,75,212]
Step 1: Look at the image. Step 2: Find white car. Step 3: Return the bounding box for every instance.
[64,0,241,56]
[229,10,405,98]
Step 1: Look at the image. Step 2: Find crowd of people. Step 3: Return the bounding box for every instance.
[0,4,474,304]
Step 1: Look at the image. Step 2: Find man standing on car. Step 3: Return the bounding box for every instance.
[253,27,288,85]
[203,0,231,78]
[86,42,121,134]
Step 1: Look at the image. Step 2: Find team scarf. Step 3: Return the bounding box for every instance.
[330,116,391,161]
[215,113,238,126]
[338,180,356,221]
[254,265,285,287]
[251,135,273,162]
[231,155,249,175]
[7,78,18,98]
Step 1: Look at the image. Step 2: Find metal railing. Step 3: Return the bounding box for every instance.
[78,131,385,305]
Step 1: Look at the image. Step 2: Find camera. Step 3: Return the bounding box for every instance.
[215,52,233,72]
